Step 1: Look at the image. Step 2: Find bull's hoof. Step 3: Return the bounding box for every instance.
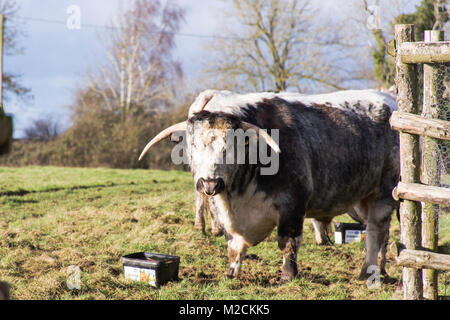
[358,272,370,281]
[281,271,296,282]
[211,228,224,237]
[194,223,205,233]
[226,268,236,279]
[382,275,397,284]
[358,271,397,284]
[316,239,332,246]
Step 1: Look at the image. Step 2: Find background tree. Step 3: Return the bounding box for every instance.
[24,118,59,142]
[85,0,184,122]
[59,0,186,169]
[394,0,449,38]
[0,0,31,102]
[203,0,356,93]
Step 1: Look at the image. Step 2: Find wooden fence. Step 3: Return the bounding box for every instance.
[389,24,450,300]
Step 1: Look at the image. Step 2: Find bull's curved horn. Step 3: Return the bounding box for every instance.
[138,121,187,161]
[240,122,281,154]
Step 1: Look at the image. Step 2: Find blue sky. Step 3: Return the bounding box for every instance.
[5,0,420,138]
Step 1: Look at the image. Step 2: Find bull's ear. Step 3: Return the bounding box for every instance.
[138,122,187,161]
[240,122,281,153]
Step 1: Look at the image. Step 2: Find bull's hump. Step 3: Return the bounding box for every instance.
[295,90,397,122]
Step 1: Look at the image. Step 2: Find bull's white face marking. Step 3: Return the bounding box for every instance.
[186,120,232,185]
[186,118,280,188]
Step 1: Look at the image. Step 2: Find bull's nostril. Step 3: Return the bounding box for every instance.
[196,178,205,193]
[215,178,225,194]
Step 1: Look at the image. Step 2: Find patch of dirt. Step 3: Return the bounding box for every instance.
[244,254,262,261]
[180,266,221,285]
[109,267,122,277]
[161,212,183,224]
[297,270,331,286]
[122,217,139,223]
[78,260,96,271]
[237,269,282,287]
[21,254,59,276]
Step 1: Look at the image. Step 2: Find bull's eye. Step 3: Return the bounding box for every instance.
[206,131,215,144]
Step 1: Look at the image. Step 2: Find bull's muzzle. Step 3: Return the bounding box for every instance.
[196,178,225,196]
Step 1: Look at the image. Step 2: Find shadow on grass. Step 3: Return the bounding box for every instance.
[6,198,39,204]
[0,181,156,197]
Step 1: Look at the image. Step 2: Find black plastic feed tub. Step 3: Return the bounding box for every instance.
[334,222,366,244]
[122,252,180,288]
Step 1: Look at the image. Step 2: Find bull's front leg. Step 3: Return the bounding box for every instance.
[277,235,302,281]
[358,200,394,281]
[226,235,248,279]
[207,197,223,236]
[194,192,206,233]
[277,210,305,281]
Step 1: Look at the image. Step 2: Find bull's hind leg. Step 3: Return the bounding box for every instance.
[379,226,390,276]
[311,218,332,245]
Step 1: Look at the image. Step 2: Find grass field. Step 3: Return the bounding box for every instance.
[0,166,448,300]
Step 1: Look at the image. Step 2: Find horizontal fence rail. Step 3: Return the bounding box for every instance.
[398,41,450,63]
[391,243,450,272]
[392,182,450,206]
[390,111,450,140]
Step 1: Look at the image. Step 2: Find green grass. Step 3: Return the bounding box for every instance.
[0,166,447,300]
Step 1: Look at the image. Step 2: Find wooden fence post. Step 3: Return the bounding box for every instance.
[421,30,444,300]
[394,24,423,300]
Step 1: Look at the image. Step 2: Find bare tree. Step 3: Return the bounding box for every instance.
[85,0,184,121]
[203,0,356,93]
[24,118,59,141]
[0,0,31,102]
